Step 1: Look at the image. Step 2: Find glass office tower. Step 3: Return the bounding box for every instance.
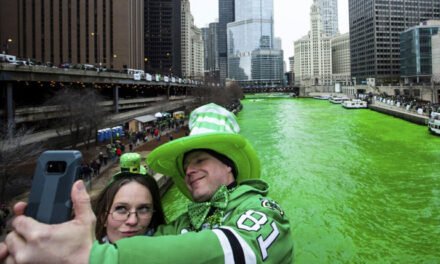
[400,21,440,83]
[227,0,283,87]
[218,0,235,85]
[349,0,440,85]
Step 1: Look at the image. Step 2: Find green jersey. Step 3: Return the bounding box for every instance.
[90,179,294,263]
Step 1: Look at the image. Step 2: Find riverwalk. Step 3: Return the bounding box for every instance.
[369,100,429,125]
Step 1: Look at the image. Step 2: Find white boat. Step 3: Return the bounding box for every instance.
[313,95,331,100]
[428,112,440,135]
[342,99,368,109]
[329,96,350,104]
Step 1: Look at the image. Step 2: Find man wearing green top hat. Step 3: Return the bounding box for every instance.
[0,103,293,263]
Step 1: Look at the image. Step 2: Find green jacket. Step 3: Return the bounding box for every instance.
[90,179,294,263]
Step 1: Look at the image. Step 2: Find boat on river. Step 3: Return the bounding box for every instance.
[313,95,331,100]
[428,112,440,135]
[342,99,368,109]
[329,96,350,104]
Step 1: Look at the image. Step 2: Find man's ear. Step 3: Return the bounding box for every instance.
[226,165,232,174]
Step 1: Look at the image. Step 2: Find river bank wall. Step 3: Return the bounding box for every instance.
[369,101,429,125]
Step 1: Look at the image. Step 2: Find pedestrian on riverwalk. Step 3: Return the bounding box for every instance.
[0,103,294,263]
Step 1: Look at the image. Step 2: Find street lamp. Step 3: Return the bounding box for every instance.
[91,32,101,70]
[2,38,12,54]
[144,57,149,71]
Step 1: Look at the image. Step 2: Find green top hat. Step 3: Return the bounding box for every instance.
[147,103,261,200]
[120,153,142,173]
[112,153,148,182]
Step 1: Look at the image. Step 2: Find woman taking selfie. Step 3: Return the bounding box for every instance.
[93,153,166,243]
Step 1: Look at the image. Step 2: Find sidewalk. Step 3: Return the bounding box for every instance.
[369,100,429,125]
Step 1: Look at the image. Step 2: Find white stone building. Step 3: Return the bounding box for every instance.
[181,0,192,78]
[294,1,332,87]
[432,34,440,83]
[316,0,339,37]
[191,25,205,80]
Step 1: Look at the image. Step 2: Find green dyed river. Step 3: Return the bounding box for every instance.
[162,97,440,263]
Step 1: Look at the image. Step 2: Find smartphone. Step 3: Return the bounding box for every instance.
[25,150,83,224]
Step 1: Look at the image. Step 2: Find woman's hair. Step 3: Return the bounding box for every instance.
[92,173,166,242]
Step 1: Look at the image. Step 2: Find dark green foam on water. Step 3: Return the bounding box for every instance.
[162,98,440,263]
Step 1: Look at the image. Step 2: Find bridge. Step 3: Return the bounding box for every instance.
[242,86,299,95]
[1,63,300,139]
[0,63,203,138]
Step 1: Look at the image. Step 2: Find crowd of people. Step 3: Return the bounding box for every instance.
[0,103,294,263]
[372,94,440,116]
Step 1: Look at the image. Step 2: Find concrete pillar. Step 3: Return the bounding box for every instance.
[6,82,15,138]
[113,86,119,114]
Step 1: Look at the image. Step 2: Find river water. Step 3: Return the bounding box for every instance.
[162,97,440,263]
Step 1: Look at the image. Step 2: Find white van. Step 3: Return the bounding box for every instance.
[0,54,17,63]
[146,73,153,81]
[82,64,96,70]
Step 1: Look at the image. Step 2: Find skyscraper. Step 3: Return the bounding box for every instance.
[218,0,235,85]
[227,0,283,87]
[349,0,440,84]
[144,0,181,76]
[202,23,219,73]
[294,1,332,87]
[0,0,144,70]
[317,0,339,37]
[400,20,440,84]
[331,33,351,86]
[181,0,193,78]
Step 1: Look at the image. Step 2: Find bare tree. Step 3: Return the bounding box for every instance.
[188,82,244,111]
[0,124,43,202]
[225,81,244,101]
[44,87,109,149]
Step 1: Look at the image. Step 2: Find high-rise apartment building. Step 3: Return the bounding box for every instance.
[181,0,193,78]
[144,0,181,76]
[227,0,284,87]
[317,0,339,37]
[349,0,440,84]
[181,0,204,79]
[400,20,440,84]
[0,0,144,70]
[218,0,235,85]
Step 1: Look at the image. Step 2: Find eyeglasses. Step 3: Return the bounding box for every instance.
[109,206,155,221]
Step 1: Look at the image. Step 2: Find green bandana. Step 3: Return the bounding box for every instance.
[187,185,229,230]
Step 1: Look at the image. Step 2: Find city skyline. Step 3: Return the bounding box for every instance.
[190,0,349,63]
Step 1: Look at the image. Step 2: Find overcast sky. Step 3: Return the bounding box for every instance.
[190,0,349,63]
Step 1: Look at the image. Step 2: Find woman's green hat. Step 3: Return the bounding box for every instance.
[112,153,148,182]
[147,103,261,199]
[120,153,142,173]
